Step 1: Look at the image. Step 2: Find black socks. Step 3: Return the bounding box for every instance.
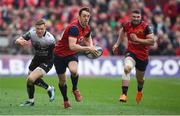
[70,75,79,91]
[137,81,144,92]
[58,84,68,101]
[27,83,35,99]
[34,78,49,89]
[122,86,128,95]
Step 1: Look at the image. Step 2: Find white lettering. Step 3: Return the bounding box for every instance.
[84,60,100,75]
[100,60,116,75]
[164,60,179,75]
[0,56,179,77]
[150,60,163,75]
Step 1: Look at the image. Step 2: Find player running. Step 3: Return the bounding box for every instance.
[15,19,56,106]
[53,7,99,108]
[113,9,155,104]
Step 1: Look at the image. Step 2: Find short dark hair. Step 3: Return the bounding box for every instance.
[132,9,141,14]
[79,7,90,16]
[35,19,46,25]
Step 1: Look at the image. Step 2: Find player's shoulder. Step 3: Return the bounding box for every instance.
[141,20,149,27]
[69,20,79,27]
[122,21,131,28]
[28,27,36,34]
[122,21,131,31]
[46,31,53,37]
[65,20,79,31]
[45,31,55,40]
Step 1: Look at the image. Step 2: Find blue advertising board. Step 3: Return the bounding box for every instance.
[0,55,179,77]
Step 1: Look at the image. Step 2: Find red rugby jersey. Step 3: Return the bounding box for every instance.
[54,19,91,57]
[123,21,153,60]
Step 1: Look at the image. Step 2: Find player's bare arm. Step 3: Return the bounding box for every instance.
[113,28,126,54]
[69,36,89,52]
[130,33,155,45]
[15,37,28,47]
[68,36,98,56]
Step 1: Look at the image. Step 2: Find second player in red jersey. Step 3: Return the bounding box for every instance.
[53,7,99,109]
[113,9,155,104]
[122,20,152,60]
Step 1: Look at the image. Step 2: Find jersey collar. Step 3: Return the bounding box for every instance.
[43,31,47,37]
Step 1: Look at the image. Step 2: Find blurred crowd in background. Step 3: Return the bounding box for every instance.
[0,0,180,56]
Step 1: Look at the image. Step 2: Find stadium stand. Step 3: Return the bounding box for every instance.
[0,0,179,56]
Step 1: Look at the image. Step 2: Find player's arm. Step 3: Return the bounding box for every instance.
[115,28,126,46]
[69,36,90,52]
[130,33,155,45]
[68,26,98,55]
[69,36,99,56]
[15,31,31,47]
[68,26,89,52]
[112,28,126,53]
[130,25,155,45]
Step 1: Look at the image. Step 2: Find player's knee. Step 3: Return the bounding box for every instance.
[124,65,132,74]
[70,69,78,77]
[124,57,135,74]
[58,74,66,86]
[27,76,35,84]
[59,78,66,86]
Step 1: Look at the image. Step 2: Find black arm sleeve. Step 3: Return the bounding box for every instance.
[22,31,31,40]
[144,25,153,35]
[68,26,79,37]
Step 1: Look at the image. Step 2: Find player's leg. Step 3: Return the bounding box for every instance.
[68,60,82,102]
[68,61,78,91]
[57,73,71,108]
[20,58,38,107]
[20,69,43,106]
[135,69,144,104]
[20,70,35,107]
[53,54,71,108]
[120,55,135,102]
[35,62,55,102]
[135,59,148,104]
[27,68,45,88]
[136,69,145,93]
[27,67,55,101]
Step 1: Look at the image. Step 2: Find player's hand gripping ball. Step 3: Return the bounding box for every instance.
[85,45,103,59]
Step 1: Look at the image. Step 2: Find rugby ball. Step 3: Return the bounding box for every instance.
[85,45,103,59]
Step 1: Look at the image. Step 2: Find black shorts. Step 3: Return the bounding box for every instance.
[53,53,78,75]
[29,56,53,73]
[125,52,148,72]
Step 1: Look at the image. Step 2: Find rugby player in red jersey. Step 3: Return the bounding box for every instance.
[113,9,155,104]
[53,7,99,108]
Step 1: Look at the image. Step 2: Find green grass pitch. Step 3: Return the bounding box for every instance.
[0,76,180,115]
